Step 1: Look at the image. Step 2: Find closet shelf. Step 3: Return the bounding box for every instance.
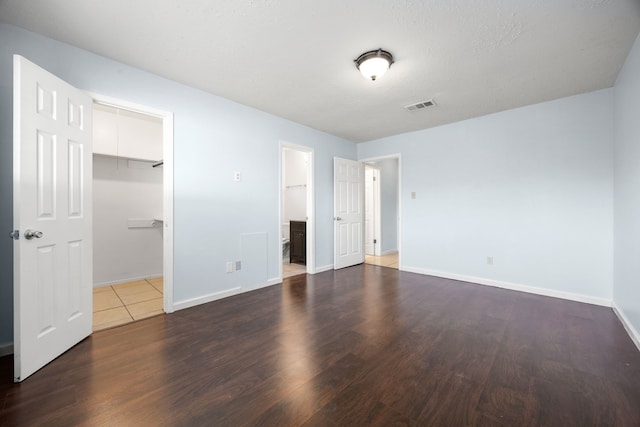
[285,184,306,189]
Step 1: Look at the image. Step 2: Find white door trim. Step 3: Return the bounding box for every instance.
[359,153,402,269]
[279,142,315,277]
[89,93,175,313]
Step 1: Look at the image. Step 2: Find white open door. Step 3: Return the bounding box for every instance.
[13,55,93,382]
[364,166,374,255]
[364,165,381,256]
[334,157,364,269]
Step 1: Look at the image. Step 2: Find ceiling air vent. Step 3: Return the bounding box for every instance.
[404,99,436,112]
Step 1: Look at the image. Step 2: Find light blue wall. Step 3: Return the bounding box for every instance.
[0,23,356,347]
[614,32,640,340]
[358,89,614,301]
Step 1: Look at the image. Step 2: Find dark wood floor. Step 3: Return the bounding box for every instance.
[1,264,640,426]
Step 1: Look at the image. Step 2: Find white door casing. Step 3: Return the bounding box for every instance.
[334,157,364,269]
[90,93,175,314]
[280,143,315,276]
[13,55,93,382]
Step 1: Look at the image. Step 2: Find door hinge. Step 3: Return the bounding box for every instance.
[373,239,377,244]
[9,230,19,240]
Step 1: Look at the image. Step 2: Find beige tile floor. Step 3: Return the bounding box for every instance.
[365,252,399,269]
[93,277,164,331]
[283,261,306,279]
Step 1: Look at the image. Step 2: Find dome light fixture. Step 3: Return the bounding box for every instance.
[354,49,394,81]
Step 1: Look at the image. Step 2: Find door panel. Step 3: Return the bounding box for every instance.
[334,157,364,269]
[364,167,374,255]
[13,55,93,382]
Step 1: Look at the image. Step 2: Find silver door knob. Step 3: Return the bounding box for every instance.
[24,229,43,240]
[334,217,342,221]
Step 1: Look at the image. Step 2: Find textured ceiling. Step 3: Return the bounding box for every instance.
[1,0,639,142]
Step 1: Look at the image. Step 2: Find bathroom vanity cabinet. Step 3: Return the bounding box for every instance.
[290,220,306,265]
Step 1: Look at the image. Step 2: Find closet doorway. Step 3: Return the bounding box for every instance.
[280,144,314,279]
[363,157,400,270]
[91,97,174,331]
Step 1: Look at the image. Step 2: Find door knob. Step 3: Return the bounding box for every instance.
[24,229,43,240]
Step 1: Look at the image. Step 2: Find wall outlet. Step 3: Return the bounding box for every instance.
[226,261,233,273]
[234,171,241,182]
[487,256,494,265]
[235,260,242,271]
[411,191,416,199]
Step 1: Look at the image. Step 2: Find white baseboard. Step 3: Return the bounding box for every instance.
[172,286,242,311]
[94,274,163,288]
[0,342,13,357]
[244,278,281,292]
[401,266,612,307]
[313,264,334,273]
[612,302,640,352]
[172,278,282,312]
[381,249,398,256]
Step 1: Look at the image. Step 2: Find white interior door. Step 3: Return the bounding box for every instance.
[364,166,381,257]
[364,167,375,255]
[372,168,381,256]
[13,55,93,382]
[334,157,364,269]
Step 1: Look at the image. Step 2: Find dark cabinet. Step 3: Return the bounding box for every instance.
[290,221,306,265]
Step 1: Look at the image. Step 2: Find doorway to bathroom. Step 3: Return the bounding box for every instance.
[91,98,174,330]
[363,157,400,269]
[280,144,314,279]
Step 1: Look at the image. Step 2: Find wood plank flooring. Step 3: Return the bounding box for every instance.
[1,264,639,426]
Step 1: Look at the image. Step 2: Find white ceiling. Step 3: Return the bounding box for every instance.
[1,0,639,142]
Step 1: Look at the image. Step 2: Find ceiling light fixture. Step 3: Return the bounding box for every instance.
[354,49,394,81]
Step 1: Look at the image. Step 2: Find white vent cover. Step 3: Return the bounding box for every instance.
[404,99,436,111]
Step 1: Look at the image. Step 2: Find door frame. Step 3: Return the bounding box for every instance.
[90,93,175,313]
[359,154,402,269]
[364,164,382,256]
[279,142,315,277]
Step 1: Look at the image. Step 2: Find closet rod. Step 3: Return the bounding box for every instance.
[152,160,163,168]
